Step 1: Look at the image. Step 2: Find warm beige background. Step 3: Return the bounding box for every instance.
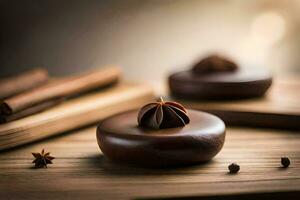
[0,0,299,85]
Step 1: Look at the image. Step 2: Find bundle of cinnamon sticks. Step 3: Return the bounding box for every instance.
[0,67,121,123]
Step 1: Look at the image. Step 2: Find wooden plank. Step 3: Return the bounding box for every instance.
[0,82,155,150]
[0,126,299,199]
[172,80,300,129]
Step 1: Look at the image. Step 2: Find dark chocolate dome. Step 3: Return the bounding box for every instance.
[97,109,225,167]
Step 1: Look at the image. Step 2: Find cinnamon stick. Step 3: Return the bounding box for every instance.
[0,98,64,124]
[0,67,121,115]
[0,68,48,99]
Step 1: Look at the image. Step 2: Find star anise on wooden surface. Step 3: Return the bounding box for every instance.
[137,97,190,129]
[192,54,238,74]
[32,149,55,168]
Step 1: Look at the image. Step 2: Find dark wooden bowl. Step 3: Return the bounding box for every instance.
[97,110,225,167]
[169,67,272,100]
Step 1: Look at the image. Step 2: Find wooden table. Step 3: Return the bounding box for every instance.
[1,125,299,199]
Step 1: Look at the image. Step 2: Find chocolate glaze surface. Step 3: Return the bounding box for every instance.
[97,109,225,167]
[169,67,272,99]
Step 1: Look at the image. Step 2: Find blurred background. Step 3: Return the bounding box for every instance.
[1,0,300,85]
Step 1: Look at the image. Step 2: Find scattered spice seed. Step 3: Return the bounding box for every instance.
[281,157,290,168]
[228,163,240,174]
[32,149,55,168]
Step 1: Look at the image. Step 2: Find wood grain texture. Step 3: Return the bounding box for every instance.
[174,79,300,129]
[0,82,155,151]
[0,126,299,199]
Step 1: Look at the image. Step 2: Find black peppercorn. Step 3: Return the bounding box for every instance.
[228,163,240,173]
[281,157,290,168]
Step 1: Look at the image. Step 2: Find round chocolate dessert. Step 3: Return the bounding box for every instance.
[97,99,225,167]
[169,55,272,99]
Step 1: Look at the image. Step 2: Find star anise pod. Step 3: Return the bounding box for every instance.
[137,97,190,129]
[192,54,238,74]
[32,149,55,168]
